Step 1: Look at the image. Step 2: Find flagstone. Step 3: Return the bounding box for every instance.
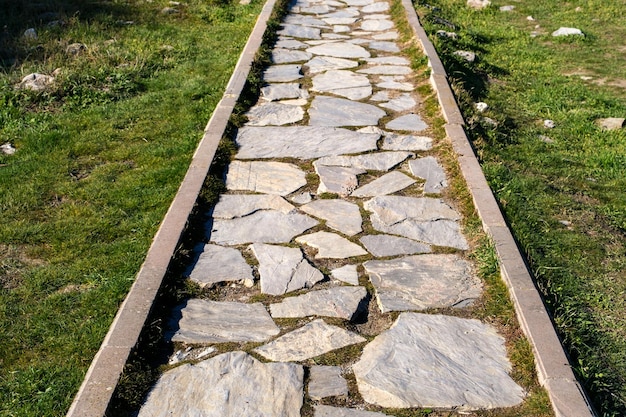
[364,56,409,65]
[260,83,309,101]
[353,313,525,409]
[351,171,416,197]
[381,133,432,151]
[315,406,391,417]
[322,33,351,39]
[309,96,386,127]
[300,4,332,13]
[362,2,389,12]
[370,91,390,101]
[303,56,359,74]
[342,0,375,5]
[369,41,400,52]
[297,231,368,258]
[245,102,304,126]
[212,194,295,219]
[250,243,325,295]
[409,156,447,193]
[379,93,416,111]
[283,15,329,28]
[309,367,349,400]
[333,25,351,32]
[226,160,306,195]
[276,38,309,49]
[358,65,410,75]
[323,17,359,24]
[270,286,367,319]
[316,151,413,171]
[361,19,394,31]
[301,199,363,236]
[359,234,431,257]
[376,79,413,91]
[306,42,370,58]
[171,299,280,343]
[386,114,428,131]
[264,64,303,82]
[235,126,379,159]
[210,210,318,245]
[188,244,254,287]
[313,163,365,196]
[331,264,360,285]
[278,24,322,39]
[254,319,366,362]
[312,70,372,99]
[272,48,313,63]
[372,31,399,40]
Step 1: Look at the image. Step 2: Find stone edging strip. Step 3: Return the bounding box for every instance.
[64,0,278,415]
[399,1,596,416]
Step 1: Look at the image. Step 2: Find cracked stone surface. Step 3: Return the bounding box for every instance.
[212,194,295,219]
[309,367,349,400]
[351,171,416,197]
[250,243,324,295]
[297,231,368,258]
[316,151,413,171]
[364,254,482,312]
[269,286,367,319]
[138,352,303,417]
[245,101,304,126]
[353,313,525,409]
[188,244,253,287]
[359,234,431,257]
[171,300,280,343]
[309,96,386,127]
[260,83,309,101]
[314,162,365,196]
[226,160,306,195]
[301,199,362,236]
[254,319,366,362]
[331,264,360,285]
[409,156,447,193]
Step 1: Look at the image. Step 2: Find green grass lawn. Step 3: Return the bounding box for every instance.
[0,0,263,415]
[414,1,626,415]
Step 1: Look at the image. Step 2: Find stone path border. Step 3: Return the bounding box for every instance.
[399,1,595,416]
[66,0,596,416]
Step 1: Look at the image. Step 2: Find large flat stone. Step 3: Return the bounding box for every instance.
[278,24,322,39]
[331,264,359,285]
[309,367,349,400]
[269,286,367,319]
[351,171,416,197]
[212,194,295,219]
[250,243,324,295]
[368,41,400,53]
[261,83,309,101]
[296,231,368,258]
[245,101,304,126]
[254,319,366,362]
[364,56,409,65]
[188,244,254,287]
[376,79,413,91]
[364,195,460,223]
[226,160,306,195]
[138,352,303,417]
[313,163,365,196]
[359,234,431,257]
[210,210,318,245]
[301,199,362,236]
[272,48,313,63]
[353,313,525,409]
[303,56,359,74]
[171,300,280,343]
[275,38,308,49]
[381,133,432,151]
[264,65,303,82]
[284,15,329,28]
[409,156,447,193]
[316,151,413,171]
[309,96,386,127]
[386,114,428,132]
[362,2,389,12]
[312,70,372,99]
[315,405,391,417]
[306,42,371,58]
[358,65,410,75]
[235,126,378,159]
[379,93,416,111]
[360,19,394,31]
[363,254,482,312]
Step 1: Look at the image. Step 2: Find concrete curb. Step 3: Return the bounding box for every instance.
[65,0,278,415]
[400,1,596,416]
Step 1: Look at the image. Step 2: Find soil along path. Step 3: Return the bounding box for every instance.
[135,0,530,415]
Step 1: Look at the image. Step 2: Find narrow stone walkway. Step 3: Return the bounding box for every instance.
[137,0,525,415]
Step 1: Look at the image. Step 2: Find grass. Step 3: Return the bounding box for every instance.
[413,0,626,415]
[0,0,264,415]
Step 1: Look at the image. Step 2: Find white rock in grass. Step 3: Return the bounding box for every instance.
[467,0,490,10]
[552,27,584,37]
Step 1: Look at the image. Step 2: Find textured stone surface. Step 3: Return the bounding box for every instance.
[386,114,428,132]
[276,38,308,49]
[596,117,625,130]
[254,319,366,362]
[364,56,409,65]
[381,133,432,151]
[358,65,410,75]
[264,64,303,82]
[309,96,386,127]
[364,254,482,312]
[309,368,349,400]
[353,313,525,409]
[379,93,416,111]
[303,56,359,73]
[372,31,398,40]
[297,231,368,258]
[351,171,416,197]
[171,300,279,343]
[377,78,413,91]
[212,194,295,219]
[360,19,394,31]
[188,244,253,287]
[368,41,400,53]
[272,48,313,63]
[359,234,431,257]
[306,42,370,58]
[552,27,584,37]
[278,24,322,39]
[270,286,367,319]
[317,151,413,171]
[260,83,309,101]
[226,160,306,195]
[331,264,360,285]
[314,163,364,196]
[362,2,389,12]
[210,210,318,245]
[245,101,304,126]
[409,156,447,193]
[138,352,303,417]
[235,126,378,159]
[312,70,372,99]
[315,405,391,417]
[251,243,324,295]
[301,199,362,236]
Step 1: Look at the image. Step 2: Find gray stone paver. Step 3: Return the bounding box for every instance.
[309,367,349,400]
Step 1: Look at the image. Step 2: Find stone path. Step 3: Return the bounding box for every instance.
[137,0,525,415]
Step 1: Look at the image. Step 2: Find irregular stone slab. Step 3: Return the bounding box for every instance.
[323,33,350,40]
[278,24,322,39]
[297,231,368,258]
[235,126,378,159]
[343,0,375,5]
[292,192,313,204]
[362,2,389,12]
[380,93,416,111]
[312,70,372,99]
[309,368,349,400]
[363,13,389,19]
[315,405,391,417]
[18,73,54,91]
[301,199,362,236]
[300,4,332,13]
[168,346,216,365]
[261,83,309,101]
[309,96,386,127]
[369,41,400,53]
[323,16,359,24]
[272,48,313,64]
[250,243,324,295]
[409,156,447,193]
[359,234,431,257]
[303,56,359,73]
[276,38,308,49]
[358,65,410,75]
[264,64,303,82]
[333,25,351,33]
[270,286,367,319]
[364,254,481,312]
[331,264,359,285]
[360,19,394,31]
[377,79,413,91]
[212,194,295,219]
[314,163,364,196]
[284,15,329,28]
[552,27,584,37]
[372,31,399,40]
[226,161,306,195]
[372,217,468,249]
[351,171,416,197]
[364,56,409,65]
[386,114,428,132]
[188,244,254,287]
[171,300,280,343]
[138,352,303,417]
[306,42,370,58]
[381,133,432,151]
[210,210,318,245]
[467,0,491,9]
[254,319,366,362]
[353,313,525,409]
[453,50,476,62]
[370,91,389,101]
[317,151,413,171]
[596,117,625,130]
[245,102,304,126]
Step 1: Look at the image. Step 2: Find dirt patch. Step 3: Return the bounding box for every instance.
[0,244,46,290]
